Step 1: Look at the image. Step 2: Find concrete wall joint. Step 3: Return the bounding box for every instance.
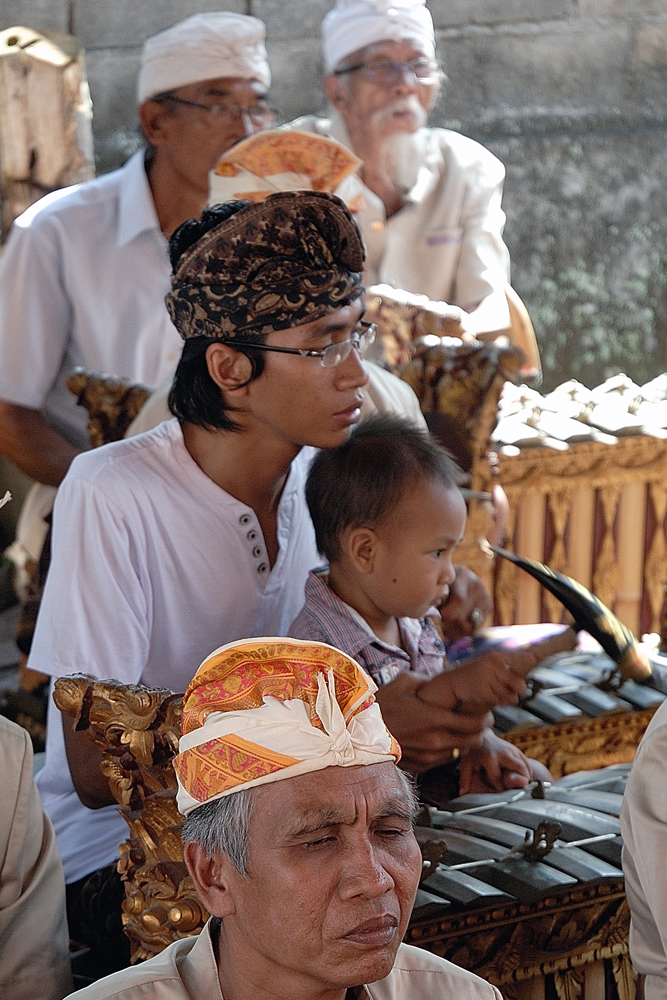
[439,17,661,44]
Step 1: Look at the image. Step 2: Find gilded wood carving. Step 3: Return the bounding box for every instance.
[407,885,629,988]
[66,369,151,448]
[497,435,667,634]
[53,674,204,962]
[503,708,658,777]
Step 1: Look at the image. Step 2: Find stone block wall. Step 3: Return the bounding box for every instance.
[1,0,667,388]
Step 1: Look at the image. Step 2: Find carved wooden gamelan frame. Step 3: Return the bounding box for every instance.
[494,435,667,639]
[54,674,197,962]
[408,882,633,1000]
[502,708,659,779]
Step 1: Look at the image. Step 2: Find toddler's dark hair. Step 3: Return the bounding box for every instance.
[306,413,464,562]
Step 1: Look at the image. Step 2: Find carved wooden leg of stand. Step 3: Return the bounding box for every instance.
[553,965,586,1000]
[611,955,638,1000]
[506,976,547,1000]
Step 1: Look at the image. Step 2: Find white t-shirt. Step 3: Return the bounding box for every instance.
[31,419,319,882]
[0,149,182,450]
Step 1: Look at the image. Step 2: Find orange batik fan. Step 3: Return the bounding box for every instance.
[209,128,364,208]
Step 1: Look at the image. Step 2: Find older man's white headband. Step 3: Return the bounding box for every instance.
[322,0,436,74]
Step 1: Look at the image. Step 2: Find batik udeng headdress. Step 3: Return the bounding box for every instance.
[174,638,400,816]
[166,190,365,341]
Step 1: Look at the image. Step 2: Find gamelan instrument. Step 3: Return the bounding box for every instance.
[408,765,634,1000]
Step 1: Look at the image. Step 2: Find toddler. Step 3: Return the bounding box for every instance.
[289,413,542,798]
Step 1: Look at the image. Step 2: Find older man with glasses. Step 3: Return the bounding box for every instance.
[0,12,275,612]
[293,0,511,343]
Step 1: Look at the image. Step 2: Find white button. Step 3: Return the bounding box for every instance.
[252,546,262,558]
[247,530,258,541]
[258,563,268,574]
[239,514,251,526]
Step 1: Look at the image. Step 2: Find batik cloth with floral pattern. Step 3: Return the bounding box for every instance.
[174,637,400,816]
[166,190,365,340]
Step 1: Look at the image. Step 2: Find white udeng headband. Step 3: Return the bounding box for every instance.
[176,668,397,817]
[137,12,271,104]
[322,0,436,73]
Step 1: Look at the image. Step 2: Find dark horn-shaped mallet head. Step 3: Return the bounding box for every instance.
[491,545,652,682]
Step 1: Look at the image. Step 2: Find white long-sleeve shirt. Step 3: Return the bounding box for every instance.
[0,149,182,450]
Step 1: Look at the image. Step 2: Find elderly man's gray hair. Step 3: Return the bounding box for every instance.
[182,787,256,876]
[182,767,419,876]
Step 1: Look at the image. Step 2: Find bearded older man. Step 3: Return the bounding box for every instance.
[293,0,510,341]
[67,638,504,1000]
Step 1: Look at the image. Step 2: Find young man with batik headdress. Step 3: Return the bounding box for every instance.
[29,192,494,969]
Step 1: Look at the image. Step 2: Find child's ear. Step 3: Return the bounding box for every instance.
[345,527,377,574]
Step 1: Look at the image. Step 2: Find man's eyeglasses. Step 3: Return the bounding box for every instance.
[333,56,441,86]
[157,95,277,128]
[229,322,377,368]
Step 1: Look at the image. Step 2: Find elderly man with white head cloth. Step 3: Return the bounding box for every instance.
[0,10,274,539]
[0,9,276,973]
[293,0,510,341]
[68,638,503,1000]
[0,9,276,681]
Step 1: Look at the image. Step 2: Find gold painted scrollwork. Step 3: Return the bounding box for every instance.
[67,369,151,447]
[553,965,586,1000]
[544,488,576,621]
[54,674,203,962]
[498,432,667,638]
[408,883,629,989]
[593,487,622,612]
[611,953,638,1000]
[504,708,656,778]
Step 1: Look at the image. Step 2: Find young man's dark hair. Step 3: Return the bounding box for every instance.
[306,413,464,562]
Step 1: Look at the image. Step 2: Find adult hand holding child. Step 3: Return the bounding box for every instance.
[416,645,536,716]
[410,646,539,791]
[376,646,534,773]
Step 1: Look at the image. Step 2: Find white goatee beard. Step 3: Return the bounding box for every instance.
[369,97,429,192]
[377,130,427,193]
